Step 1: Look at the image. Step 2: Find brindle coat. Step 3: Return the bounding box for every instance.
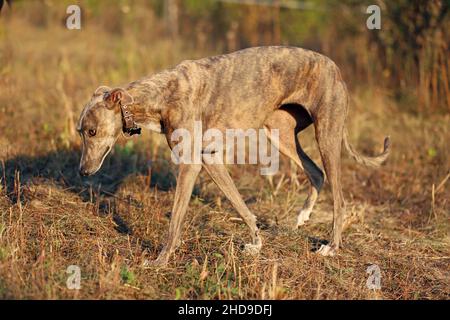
[77,46,390,266]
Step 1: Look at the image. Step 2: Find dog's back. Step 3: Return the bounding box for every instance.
[175,46,342,130]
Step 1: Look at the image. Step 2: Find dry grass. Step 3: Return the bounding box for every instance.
[0,2,449,299]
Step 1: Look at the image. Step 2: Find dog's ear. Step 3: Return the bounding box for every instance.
[94,85,111,96]
[103,88,133,109]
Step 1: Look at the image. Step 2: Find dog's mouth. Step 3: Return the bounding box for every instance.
[83,146,112,176]
[94,145,112,173]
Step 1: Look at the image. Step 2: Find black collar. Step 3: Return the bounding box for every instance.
[120,103,141,136]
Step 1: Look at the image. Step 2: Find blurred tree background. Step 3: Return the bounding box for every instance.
[1,0,449,113]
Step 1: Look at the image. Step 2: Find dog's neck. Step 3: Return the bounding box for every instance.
[122,71,176,133]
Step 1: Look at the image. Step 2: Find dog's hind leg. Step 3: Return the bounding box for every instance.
[264,107,324,229]
[202,161,262,254]
[294,144,324,227]
[314,95,347,257]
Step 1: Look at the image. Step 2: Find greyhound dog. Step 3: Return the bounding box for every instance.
[77,46,390,266]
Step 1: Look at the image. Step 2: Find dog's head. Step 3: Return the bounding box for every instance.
[77,86,132,176]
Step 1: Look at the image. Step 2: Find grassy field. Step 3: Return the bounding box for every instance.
[0,2,449,299]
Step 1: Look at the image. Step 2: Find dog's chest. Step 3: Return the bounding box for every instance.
[141,121,162,133]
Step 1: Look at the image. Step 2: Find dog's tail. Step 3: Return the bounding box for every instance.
[343,128,390,167]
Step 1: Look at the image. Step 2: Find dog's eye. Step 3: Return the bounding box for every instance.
[88,129,97,137]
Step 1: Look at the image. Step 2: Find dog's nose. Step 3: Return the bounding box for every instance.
[79,168,89,176]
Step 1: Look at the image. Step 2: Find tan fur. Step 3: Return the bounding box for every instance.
[77,46,390,265]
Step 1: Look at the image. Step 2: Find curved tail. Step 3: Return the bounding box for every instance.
[343,128,391,167]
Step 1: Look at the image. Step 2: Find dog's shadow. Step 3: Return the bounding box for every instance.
[1,147,331,254]
[1,147,177,245]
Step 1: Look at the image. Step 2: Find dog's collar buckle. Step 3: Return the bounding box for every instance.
[120,103,141,136]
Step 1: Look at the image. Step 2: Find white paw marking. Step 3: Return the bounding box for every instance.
[296,209,312,227]
[317,244,336,257]
[243,243,262,255]
[142,258,168,268]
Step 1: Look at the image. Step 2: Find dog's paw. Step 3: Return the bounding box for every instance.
[143,257,168,268]
[316,244,336,257]
[243,243,262,255]
[295,209,312,228]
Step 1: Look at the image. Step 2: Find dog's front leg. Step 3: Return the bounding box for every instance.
[144,163,202,267]
[203,162,262,254]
